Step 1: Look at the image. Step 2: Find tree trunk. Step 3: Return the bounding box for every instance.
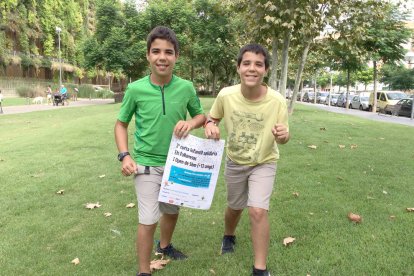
[313,76,317,104]
[212,69,217,97]
[289,39,311,114]
[346,68,350,109]
[279,30,291,97]
[269,39,279,91]
[372,60,378,112]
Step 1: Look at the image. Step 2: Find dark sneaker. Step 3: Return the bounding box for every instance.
[156,241,188,260]
[136,273,151,276]
[221,235,236,254]
[252,266,271,276]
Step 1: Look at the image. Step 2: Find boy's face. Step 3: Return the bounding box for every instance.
[147,38,177,82]
[237,51,268,89]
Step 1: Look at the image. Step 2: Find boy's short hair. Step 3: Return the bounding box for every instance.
[147,26,179,55]
[237,43,270,70]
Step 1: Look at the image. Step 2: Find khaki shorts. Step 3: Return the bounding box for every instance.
[224,159,277,210]
[134,165,179,225]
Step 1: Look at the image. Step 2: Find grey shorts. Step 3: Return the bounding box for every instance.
[134,165,179,225]
[224,159,277,210]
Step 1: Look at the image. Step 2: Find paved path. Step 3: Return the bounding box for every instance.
[298,102,414,127]
[0,98,114,116]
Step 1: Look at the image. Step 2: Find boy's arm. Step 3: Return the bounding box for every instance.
[271,124,290,144]
[114,120,137,176]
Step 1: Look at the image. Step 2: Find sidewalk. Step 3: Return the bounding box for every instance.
[298,102,414,127]
[0,98,114,116]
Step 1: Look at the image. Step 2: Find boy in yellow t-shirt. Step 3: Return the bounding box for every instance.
[204,43,290,276]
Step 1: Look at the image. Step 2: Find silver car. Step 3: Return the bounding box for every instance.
[325,93,339,106]
[350,95,369,111]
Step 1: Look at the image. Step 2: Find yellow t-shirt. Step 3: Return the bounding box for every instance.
[210,84,289,166]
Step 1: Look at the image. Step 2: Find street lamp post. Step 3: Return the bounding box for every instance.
[56,26,62,87]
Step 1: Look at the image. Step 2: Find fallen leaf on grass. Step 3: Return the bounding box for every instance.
[389,215,396,220]
[307,145,317,149]
[104,212,112,217]
[56,189,64,195]
[150,258,170,272]
[209,269,216,275]
[406,208,414,212]
[320,127,326,131]
[85,202,101,209]
[347,212,362,223]
[338,145,346,149]
[126,203,135,208]
[379,137,385,140]
[99,174,106,178]
[382,190,388,195]
[350,144,358,149]
[283,237,295,246]
[336,176,344,181]
[71,258,80,265]
[292,192,299,197]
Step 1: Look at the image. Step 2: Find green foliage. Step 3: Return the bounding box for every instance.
[15,86,43,98]
[20,54,33,69]
[78,84,95,97]
[381,64,414,91]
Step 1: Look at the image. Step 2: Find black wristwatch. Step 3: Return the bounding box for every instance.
[117,151,130,161]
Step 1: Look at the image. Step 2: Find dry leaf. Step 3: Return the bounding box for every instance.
[336,176,344,181]
[347,212,362,223]
[382,190,388,195]
[389,215,396,220]
[338,145,346,149]
[283,237,295,246]
[209,269,216,275]
[99,174,106,178]
[150,258,170,272]
[350,144,358,149]
[85,202,101,209]
[71,258,80,265]
[307,145,317,149]
[292,192,299,197]
[56,189,64,195]
[126,203,135,208]
[379,137,385,140]
[406,208,414,212]
[320,127,326,131]
[104,212,112,217]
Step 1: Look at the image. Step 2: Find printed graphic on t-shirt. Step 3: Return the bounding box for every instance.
[228,110,264,163]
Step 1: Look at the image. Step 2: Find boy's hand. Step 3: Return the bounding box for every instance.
[174,120,193,138]
[121,155,137,176]
[272,124,290,144]
[204,122,220,140]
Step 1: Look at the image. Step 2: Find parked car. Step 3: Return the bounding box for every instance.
[324,93,339,106]
[385,98,413,117]
[337,93,355,108]
[368,91,407,112]
[316,92,329,104]
[303,92,315,103]
[349,94,369,110]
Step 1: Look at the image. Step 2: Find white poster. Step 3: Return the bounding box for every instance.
[158,134,225,210]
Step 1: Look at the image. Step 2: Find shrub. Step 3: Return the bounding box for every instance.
[78,84,95,98]
[16,86,44,98]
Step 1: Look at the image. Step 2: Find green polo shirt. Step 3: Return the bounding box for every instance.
[117,75,204,166]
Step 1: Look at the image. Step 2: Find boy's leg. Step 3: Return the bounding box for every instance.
[159,213,178,248]
[249,207,269,270]
[224,207,243,235]
[247,163,277,271]
[134,166,163,274]
[137,223,157,273]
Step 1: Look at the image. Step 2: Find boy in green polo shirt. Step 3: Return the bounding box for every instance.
[114,26,206,276]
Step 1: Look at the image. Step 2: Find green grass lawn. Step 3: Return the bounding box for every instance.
[1,97,28,106]
[0,99,413,276]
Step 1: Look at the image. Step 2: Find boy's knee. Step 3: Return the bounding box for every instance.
[248,207,267,222]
